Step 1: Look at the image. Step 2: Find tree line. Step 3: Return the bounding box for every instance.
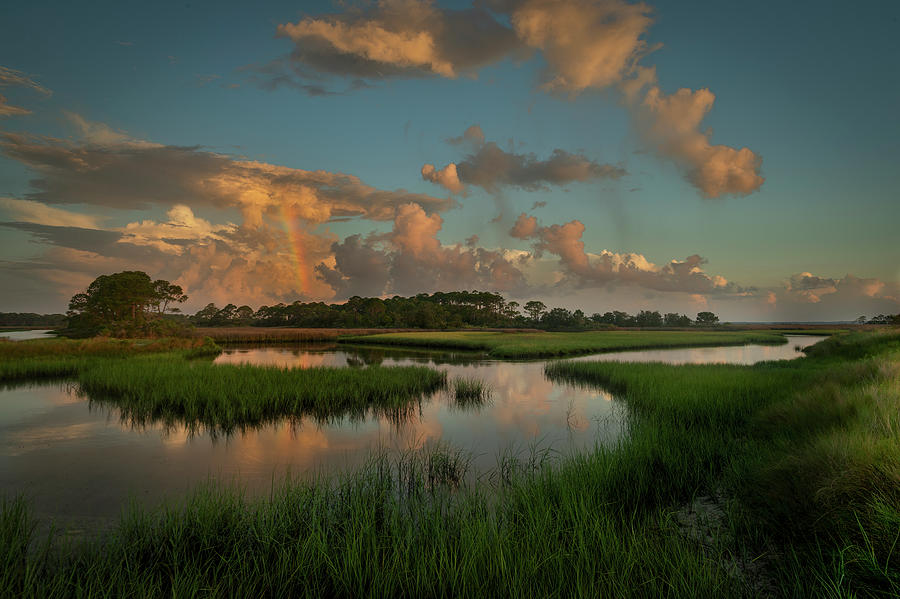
[49,270,900,338]
[0,312,67,327]
[189,292,722,331]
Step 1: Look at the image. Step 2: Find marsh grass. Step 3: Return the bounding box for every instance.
[4,329,900,597]
[196,327,423,343]
[77,357,447,434]
[545,329,900,596]
[450,376,491,405]
[0,336,446,435]
[341,330,790,359]
[1,448,744,598]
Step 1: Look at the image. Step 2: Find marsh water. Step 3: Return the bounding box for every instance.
[0,329,55,341]
[0,335,824,532]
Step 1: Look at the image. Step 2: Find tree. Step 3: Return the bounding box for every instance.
[664,312,692,327]
[523,300,547,323]
[635,310,663,327]
[192,303,220,325]
[152,280,188,314]
[695,311,720,326]
[66,271,185,337]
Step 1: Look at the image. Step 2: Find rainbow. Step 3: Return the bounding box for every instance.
[280,203,311,295]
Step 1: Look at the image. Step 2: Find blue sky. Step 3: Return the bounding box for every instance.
[1,0,898,320]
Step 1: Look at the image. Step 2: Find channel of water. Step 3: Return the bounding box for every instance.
[0,335,824,533]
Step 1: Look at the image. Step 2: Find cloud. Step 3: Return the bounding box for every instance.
[257,2,762,199]
[627,80,765,197]
[317,202,528,298]
[446,124,485,146]
[508,0,654,93]
[0,120,454,228]
[0,197,102,229]
[509,212,538,238]
[763,272,900,321]
[119,205,238,254]
[0,212,337,310]
[265,0,521,88]
[422,125,625,194]
[64,111,156,148]
[0,65,52,117]
[0,66,52,96]
[510,212,749,295]
[0,94,32,117]
[421,163,464,193]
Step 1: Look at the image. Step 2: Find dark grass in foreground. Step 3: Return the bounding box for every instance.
[4,330,900,597]
[340,329,791,358]
[2,449,742,598]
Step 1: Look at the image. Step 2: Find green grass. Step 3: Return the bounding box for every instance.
[0,337,222,382]
[3,330,899,597]
[340,329,792,358]
[79,356,447,433]
[545,329,900,596]
[450,376,491,405]
[2,448,743,598]
[0,336,446,433]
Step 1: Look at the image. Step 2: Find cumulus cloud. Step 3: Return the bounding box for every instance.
[0,123,454,228]
[316,202,528,298]
[263,0,521,90]
[119,205,238,254]
[0,211,337,310]
[509,212,749,295]
[0,116,462,309]
[509,212,538,238]
[422,125,625,194]
[509,0,654,92]
[259,1,763,199]
[627,80,765,197]
[421,163,464,193]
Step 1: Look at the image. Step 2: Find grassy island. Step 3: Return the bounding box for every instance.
[339,329,795,358]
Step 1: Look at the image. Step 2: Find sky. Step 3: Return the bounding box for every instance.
[0,0,898,321]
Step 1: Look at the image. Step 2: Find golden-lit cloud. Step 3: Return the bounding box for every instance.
[0,121,454,228]
[267,0,520,88]
[509,0,654,92]
[421,162,464,194]
[628,82,765,197]
[0,197,102,229]
[264,2,763,199]
[510,212,750,295]
[316,203,528,298]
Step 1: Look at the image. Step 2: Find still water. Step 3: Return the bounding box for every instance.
[0,335,823,531]
[0,329,55,341]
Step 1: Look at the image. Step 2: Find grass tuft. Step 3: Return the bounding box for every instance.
[451,376,490,405]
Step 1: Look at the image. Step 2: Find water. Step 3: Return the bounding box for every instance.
[0,335,824,530]
[0,329,55,341]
